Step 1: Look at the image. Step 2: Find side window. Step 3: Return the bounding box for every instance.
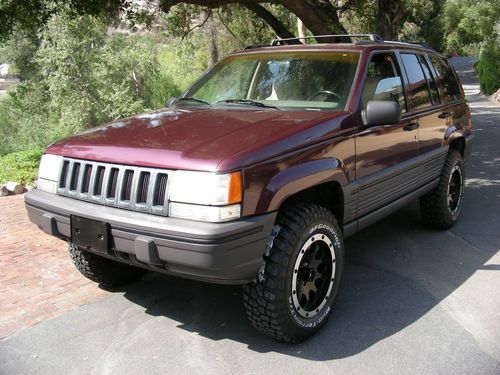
[400,53,432,111]
[428,55,462,103]
[361,53,406,113]
[418,55,440,105]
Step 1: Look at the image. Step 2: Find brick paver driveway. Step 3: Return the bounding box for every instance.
[0,195,108,338]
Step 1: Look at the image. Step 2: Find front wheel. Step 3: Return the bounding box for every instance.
[243,204,344,343]
[69,243,147,287]
[420,149,465,229]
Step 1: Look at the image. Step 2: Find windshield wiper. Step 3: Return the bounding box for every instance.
[173,97,212,107]
[218,99,280,110]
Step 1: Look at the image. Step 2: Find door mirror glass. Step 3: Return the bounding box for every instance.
[363,100,401,127]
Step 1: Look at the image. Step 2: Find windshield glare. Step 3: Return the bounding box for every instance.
[184,51,360,111]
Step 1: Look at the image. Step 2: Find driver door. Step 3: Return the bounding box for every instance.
[355,52,419,217]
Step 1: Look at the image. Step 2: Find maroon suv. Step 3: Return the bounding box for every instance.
[25,34,472,342]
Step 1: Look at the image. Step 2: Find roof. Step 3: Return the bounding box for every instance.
[239,34,436,55]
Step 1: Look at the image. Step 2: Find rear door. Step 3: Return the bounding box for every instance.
[399,52,446,155]
[427,54,471,148]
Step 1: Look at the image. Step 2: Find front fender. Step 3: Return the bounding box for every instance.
[255,158,349,213]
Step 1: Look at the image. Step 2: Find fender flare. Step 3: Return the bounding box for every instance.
[444,125,466,146]
[256,158,349,213]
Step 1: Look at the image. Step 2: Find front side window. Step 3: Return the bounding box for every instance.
[361,53,407,113]
[428,55,462,103]
[400,53,433,111]
[185,52,360,111]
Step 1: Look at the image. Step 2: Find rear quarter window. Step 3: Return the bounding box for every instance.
[428,55,462,103]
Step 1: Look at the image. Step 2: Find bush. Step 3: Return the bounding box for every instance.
[477,38,500,95]
[0,10,183,156]
[0,148,43,185]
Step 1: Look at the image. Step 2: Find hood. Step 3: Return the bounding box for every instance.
[46,108,348,171]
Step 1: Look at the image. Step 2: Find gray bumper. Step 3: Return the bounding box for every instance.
[25,190,276,285]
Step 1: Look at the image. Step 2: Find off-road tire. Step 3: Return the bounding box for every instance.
[420,149,465,230]
[69,243,147,287]
[243,203,344,343]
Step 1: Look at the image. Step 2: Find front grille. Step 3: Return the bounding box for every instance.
[58,158,172,216]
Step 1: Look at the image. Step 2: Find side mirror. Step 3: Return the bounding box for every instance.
[166,97,178,108]
[362,100,401,127]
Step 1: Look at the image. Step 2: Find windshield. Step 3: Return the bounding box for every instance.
[184,51,360,111]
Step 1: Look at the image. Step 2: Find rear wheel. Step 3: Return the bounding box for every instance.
[69,243,147,287]
[243,203,344,343]
[420,149,465,229]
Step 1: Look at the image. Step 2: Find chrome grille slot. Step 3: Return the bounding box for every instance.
[57,158,172,216]
[154,174,168,206]
[81,165,92,193]
[121,170,134,201]
[69,163,80,191]
[60,161,69,188]
[137,172,150,204]
[94,166,105,197]
[107,168,119,199]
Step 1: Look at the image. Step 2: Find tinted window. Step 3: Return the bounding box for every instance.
[361,53,406,113]
[418,55,440,105]
[400,53,432,110]
[428,55,462,103]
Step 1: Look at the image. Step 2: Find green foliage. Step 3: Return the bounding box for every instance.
[0,148,43,185]
[477,37,500,94]
[443,0,500,54]
[0,9,182,155]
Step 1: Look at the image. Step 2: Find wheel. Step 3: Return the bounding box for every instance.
[243,203,344,343]
[69,243,147,287]
[420,149,465,229]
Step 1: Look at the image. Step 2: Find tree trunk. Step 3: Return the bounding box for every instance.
[377,0,404,40]
[297,17,306,42]
[201,10,219,67]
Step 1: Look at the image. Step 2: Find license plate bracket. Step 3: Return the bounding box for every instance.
[71,215,109,253]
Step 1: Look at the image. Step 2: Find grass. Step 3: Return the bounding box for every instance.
[0,148,43,185]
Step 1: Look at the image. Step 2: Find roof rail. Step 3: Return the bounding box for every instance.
[243,44,270,50]
[270,34,383,46]
[387,40,431,48]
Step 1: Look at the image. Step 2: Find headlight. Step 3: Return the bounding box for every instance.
[169,171,242,222]
[37,154,63,194]
[169,171,242,205]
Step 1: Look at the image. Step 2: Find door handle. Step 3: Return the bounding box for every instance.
[403,123,419,131]
[438,111,451,119]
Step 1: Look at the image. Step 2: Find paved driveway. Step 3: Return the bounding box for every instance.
[1,57,499,374]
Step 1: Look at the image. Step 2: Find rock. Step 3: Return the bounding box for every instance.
[5,181,24,194]
[493,89,500,104]
[0,185,8,197]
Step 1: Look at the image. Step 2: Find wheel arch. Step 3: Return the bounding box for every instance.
[256,158,348,225]
[445,126,466,157]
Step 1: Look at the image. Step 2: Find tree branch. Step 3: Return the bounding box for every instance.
[216,8,245,46]
[180,8,212,40]
[241,2,295,40]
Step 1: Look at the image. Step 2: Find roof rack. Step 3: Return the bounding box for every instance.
[270,34,383,46]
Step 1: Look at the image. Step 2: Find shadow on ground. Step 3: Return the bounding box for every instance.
[108,60,500,361]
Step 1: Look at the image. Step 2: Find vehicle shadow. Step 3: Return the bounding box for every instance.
[117,67,499,360]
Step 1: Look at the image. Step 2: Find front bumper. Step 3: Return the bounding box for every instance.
[25,190,276,284]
